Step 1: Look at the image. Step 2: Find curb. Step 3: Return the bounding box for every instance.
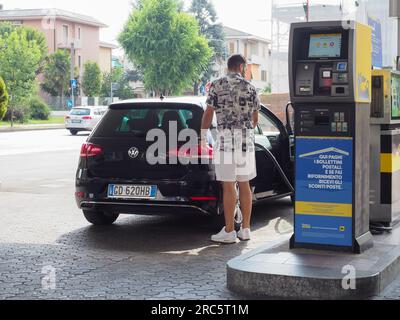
[0,124,65,133]
[227,235,400,300]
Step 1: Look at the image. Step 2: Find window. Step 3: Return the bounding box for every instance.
[62,25,69,44]
[93,105,204,138]
[244,43,248,58]
[258,112,280,134]
[70,108,90,116]
[78,56,82,68]
[262,45,266,58]
[251,42,259,56]
[261,70,267,82]
[229,42,235,55]
[78,27,81,40]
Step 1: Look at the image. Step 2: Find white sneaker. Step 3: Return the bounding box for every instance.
[211,227,237,244]
[237,228,251,241]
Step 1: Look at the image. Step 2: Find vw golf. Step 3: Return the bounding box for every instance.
[75,97,294,226]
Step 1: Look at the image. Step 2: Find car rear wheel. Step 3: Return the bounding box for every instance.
[83,210,119,225]
[70,129,78,136]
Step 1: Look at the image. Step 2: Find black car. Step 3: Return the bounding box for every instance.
[75,96,294,226]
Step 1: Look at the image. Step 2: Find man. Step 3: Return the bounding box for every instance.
[201,54,260,244]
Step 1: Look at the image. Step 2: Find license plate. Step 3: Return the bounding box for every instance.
[107,184,157,199]
[71,120,82,123]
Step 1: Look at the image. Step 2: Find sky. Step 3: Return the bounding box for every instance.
[0,0,342,45]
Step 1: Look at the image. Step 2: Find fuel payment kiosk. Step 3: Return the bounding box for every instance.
[289,21,374,253]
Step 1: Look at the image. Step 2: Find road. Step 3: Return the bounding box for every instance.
[0,129,294,300]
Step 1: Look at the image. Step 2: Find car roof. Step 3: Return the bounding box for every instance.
[110,96,207,108]
[72,106,107,109]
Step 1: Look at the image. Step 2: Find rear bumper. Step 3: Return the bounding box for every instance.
[79,200,215,216]
[75,177,221,216]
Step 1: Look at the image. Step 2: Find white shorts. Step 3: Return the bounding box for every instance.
[214,150,257,182]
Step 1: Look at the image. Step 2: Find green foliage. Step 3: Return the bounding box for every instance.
[119,0,212,95]
[101,67,135,100]
[0,22,47,73]
[0,27,42,124]
[0,77,9,120]
[3,104,30,123]
[41,50,70,97]
[82,61,102,97]
[261,84,272,94]
[29,97,51,120]
[189,0,227,88]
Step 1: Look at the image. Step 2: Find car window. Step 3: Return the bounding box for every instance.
[93,105,203,138]
[70,108,90,116]
[259,112,280,134]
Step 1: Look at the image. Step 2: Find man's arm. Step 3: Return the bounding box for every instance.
[252,111,259,128]
[201,106,215,144]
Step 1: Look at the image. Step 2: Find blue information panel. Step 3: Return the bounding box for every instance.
[368,16,383,68]
[295,137,353,247]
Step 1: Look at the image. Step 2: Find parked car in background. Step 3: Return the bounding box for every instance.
[65,106,108,135]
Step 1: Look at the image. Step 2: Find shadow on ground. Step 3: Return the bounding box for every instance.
[57,198,293,254]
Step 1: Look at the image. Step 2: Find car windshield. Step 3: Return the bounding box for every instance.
[70,108,91,116]
[93,104,203,138]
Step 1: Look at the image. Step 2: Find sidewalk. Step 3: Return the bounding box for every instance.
[227,224,400,299]
[0,123,65,133]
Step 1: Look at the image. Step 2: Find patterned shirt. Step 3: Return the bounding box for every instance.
[206,72,261,152]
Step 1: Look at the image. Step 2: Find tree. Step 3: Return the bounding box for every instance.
[189,0,227,95]
[119,0,212,96]
[0,77,9,120]
[100,67,135,100]
[41,50,70,109]
[0,22,48,73]
[0,29,42,126]
[82,61,102,97]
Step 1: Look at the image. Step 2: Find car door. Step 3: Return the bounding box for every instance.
[252,105,293,200]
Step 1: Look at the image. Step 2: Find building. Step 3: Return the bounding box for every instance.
[99,42,118,74]
[0,8,115,74]
[220,26,272,91]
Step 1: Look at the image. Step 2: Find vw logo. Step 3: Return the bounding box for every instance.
[128,147,140,159]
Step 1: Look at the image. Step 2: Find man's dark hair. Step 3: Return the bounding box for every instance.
[227,54,247,70]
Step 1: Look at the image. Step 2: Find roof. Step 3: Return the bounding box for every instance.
[224,26,271,44]
[111,96,207,108]
[0,8,107,28]
[99,41,118,49]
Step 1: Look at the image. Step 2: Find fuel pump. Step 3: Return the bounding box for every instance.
[289,21,373,253]
[370,69,400,229]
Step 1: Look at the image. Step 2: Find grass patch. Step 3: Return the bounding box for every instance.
[0,117,65,127]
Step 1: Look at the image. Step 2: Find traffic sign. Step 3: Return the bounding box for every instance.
[70,79,77,89]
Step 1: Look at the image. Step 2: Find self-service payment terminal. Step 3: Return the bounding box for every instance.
[289,21,374,253]
[370,69,400,226]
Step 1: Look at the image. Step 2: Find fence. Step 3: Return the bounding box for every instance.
[42,96,116,111]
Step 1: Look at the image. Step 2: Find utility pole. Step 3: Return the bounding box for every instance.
[304,0,310,22]
[70,41,75,108]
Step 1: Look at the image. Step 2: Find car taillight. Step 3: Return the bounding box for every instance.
[168,144,213,159]
[65,116,70,120]
[80,143,103,158]
[82,116,93,120]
